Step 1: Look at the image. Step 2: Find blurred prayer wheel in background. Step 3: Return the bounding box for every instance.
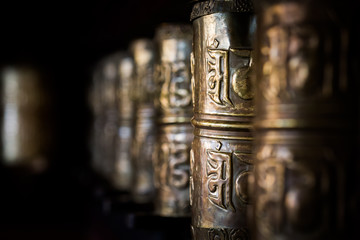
[130,39,157,204]
[153,23,193,217]
[190,0,256,238]
[97,55,119,180]
[89,62,104,176]
[0,65,53,173]
[253,0,356,239]
[114,53,135,191]
[90,53,135,192]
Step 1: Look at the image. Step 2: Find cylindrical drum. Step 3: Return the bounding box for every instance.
[153,24,193,217]
[97,55,119,180]
[89,63,104,175]
[114,53,135,191]
[0,66,53,173]
[90,53,135,191]
[253,0,354,239]
[130,39,157,204]
[190,0,256,238]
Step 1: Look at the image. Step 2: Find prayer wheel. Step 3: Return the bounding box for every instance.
[153,23,193,217]
[253,0,355,239]
[130,39,157,204]
[190,0,256,238]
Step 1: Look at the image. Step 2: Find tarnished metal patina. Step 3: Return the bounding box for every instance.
[190,0,256,238]
[253,0,353,239]
[153,24,193,217]
[0,66,53,173]
[130,39,157,204]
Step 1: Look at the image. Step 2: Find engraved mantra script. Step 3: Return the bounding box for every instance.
[160,143,189,188]
[159,61,191,109]
[207,40,232,107]
[206,150,234,211]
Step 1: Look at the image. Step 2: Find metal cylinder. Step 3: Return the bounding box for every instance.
[190,0,256,238]
[114,53,135,191]
[153,23,193,217]
[253,0,353,239]
[90,53,135,191]
[89,63,104,175]
[95,55,119,180]
[0,66,53,173]
[130,39,157,204]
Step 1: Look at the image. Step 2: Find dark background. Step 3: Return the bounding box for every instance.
[0,0,191,239]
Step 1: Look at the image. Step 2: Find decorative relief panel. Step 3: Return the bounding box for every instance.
[205,141,253,212]
[206,38,254,110]
[158,61,192,109]
[154,142,190,189]
[206,39,232,107]
[206,149,234,211]
[260,4,321,103]
[255,144,332,239]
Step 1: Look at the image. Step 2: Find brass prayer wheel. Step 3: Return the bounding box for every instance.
[130,39,157,204]
[89,62,104,175]
[97,55,119,180]
[190,0,255,238]
[0,66,53,173]
[253,0,354,239]
[153,23,193,217]
[90,53,135,191]
[114,53,135,191]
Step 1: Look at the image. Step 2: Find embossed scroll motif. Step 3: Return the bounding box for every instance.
[157,143,190,189]
[206,147,234,212]
[207,39,232,106]
[159,61,192,109]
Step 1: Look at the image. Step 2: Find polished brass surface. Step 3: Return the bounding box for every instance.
[153,24,193,216]
[0,66,52,173]
[190,0,255,238]
[253,1,353,239]
[130,39,157,204]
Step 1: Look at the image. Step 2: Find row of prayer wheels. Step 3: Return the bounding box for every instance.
[89,0,358,239]
[89,26,193,211]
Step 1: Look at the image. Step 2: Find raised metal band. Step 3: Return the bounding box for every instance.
[191,118,253,131]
